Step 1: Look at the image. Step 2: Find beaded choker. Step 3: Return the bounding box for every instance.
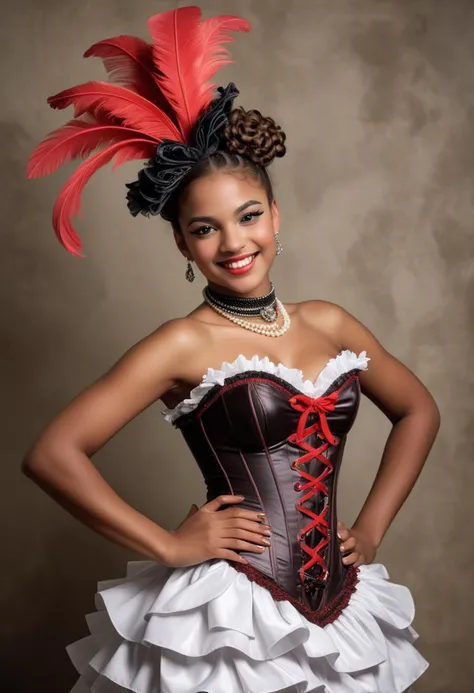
[203,283,277,321]
[203,284,291,338]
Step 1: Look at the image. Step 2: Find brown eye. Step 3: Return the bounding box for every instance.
[241,211,263,223]
[191,226,214,236]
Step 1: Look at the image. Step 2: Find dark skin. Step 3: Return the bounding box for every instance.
[22,169,441,571]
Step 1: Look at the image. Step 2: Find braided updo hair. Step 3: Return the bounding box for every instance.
[224,106,286,166]
[161,106,287,229]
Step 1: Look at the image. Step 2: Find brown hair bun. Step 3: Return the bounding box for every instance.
[223,106,286,167]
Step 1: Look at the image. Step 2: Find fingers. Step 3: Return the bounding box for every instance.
[221,505,267,522]
[342,551,361,566]
[203,496,268,525]
[221,527,271,548]
[337,520,351,542]
[338,523,364,566]
[339,536,356,553]
[223,538,270,554]
[216,549,249,565]
[204,494,245,512]
[222,517,272,537]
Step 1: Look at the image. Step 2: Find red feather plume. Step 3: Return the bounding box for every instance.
[52,139,157,257]
[148,6,250,140]
[47,81,182,142]
[199,15,252,86]
[83,35,177,122]
[27,5,252,256]
[27,117,156,178]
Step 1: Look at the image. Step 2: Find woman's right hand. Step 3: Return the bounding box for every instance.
[163,495,272,568]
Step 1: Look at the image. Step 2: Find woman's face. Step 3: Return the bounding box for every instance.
[174,169,280,297]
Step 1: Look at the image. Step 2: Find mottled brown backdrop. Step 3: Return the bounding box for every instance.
[2,1,472,691]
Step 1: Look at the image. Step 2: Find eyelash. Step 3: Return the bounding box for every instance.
[191,210,264,237]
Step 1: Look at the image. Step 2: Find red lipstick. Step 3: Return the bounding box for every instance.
[217,252,259,276]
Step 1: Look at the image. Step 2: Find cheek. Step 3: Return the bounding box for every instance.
[256,222,277,249]
[190,239,219,266]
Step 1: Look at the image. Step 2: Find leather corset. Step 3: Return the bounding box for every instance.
[174,367,362,623]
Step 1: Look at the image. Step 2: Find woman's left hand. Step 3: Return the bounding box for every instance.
[337,520,378,567]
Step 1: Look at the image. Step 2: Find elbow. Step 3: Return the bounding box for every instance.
[414,393,441,438]
[21,439,62,481]
[432,400,441,436]
[22,436,84,485]
[433,398,441,426]
[21,444,48,479]
[426,391,441,431]
[396,393,441,434]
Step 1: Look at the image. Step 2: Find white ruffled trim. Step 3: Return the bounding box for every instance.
[163,349,370,424]
[67,559,428,693]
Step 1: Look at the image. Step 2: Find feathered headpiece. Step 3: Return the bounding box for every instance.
[27,6,251,257]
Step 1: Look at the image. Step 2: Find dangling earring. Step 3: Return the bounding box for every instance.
[275,232,283,256]
[185,259,195,283]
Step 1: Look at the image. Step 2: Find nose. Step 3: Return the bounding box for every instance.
[219,227,246,256]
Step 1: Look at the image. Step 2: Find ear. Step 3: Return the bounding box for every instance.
[271,199,280,235]
[173,226,192,261]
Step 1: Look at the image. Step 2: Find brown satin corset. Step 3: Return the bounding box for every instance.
[173,367,363,626]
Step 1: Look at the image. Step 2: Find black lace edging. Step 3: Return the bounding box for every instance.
[174,368,362,428]
[231,561,360,627]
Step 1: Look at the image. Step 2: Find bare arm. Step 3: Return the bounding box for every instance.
[22,318,271,568]
[21,319,198,564]
[333,303,441,551]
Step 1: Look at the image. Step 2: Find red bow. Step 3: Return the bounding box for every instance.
[289,391,338,446]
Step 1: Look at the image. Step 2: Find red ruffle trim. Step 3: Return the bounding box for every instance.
[231,562,360,627]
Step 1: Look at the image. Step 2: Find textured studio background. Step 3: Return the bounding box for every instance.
[1,1,472,691]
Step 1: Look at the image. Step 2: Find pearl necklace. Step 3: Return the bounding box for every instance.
[204,295,291,337]
[203,283,278,322]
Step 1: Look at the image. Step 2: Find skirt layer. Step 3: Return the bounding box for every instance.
[67,559,429,693]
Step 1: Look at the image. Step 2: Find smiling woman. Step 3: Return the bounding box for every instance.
[172,170,282,299]
[23,5,439,693]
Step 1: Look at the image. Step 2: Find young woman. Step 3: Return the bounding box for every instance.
[23,6,440,693]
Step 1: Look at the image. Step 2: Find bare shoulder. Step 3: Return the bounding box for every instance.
[109,314,212,392]
[141,315,209,358]
[295,298,390,370]
[293,299,344,325]
[26,316,210,458]
[292,299,346,339]
[293,299,376,350]
[294,299,439,422]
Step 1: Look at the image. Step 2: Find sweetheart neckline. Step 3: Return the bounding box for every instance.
[203,350,347,388]
[163,349,370,423]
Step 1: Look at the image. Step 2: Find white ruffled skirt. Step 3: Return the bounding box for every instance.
[67,559,428,693]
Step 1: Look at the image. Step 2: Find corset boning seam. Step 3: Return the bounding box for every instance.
[232,373,361,625]
[183,371,363,624]
[247,384,289,583]
[222,392,275,577]
[199,417,234,495]
[325,436,346,589]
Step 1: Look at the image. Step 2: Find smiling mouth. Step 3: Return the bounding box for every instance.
[217,252,259,271]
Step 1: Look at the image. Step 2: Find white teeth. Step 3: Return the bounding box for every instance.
[221,254,256,270]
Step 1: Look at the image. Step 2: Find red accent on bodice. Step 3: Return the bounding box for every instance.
[177,370,363,621]
[288,390,340,584]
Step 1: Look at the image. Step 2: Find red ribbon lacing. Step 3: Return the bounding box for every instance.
[288,391,340,585]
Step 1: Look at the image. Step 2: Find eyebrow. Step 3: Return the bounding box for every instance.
[186,199,263,227]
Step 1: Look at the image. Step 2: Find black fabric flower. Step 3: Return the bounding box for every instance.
[126,82,240,217]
